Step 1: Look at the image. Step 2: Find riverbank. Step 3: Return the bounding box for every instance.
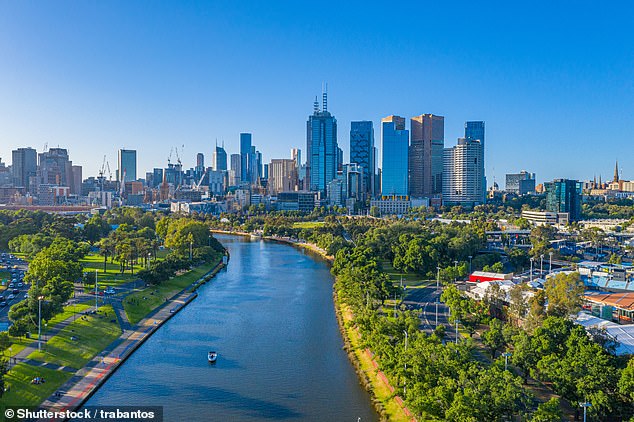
[211,229,414,421]
[37,256,226,415]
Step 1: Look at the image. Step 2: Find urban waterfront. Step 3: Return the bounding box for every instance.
[83,234,377,421]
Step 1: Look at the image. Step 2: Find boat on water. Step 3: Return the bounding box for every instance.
[208,351,218,363]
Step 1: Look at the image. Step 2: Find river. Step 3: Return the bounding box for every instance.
[83,234,377,421]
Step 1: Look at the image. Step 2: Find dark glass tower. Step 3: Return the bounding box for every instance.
[306,90,338,196]
[350,121,374,198]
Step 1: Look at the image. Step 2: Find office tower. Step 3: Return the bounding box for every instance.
[306,90,339,195]
[350,121,375,198]
[263,164,269,180]
[38,148,72,186]
[11,147,37,191]
[291,148,301,167]
[268,159,298,194]
[118,149,137,183]
[465,121,486,200]
[196,153,204,169]
[256,150,263,182]
[152,168,164,189]
[380,115,409,197]
[442,138,485,207]
[213,145,228,172]
[240,133,252,183]
[506,171,536,195]
[71,165,82,195]
[230,153,242,186]
[545,179,583,221]
[409,114,444,197]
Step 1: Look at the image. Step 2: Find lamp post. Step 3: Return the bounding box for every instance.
[540,254,544,275]
[189,240,193,261]
[147,252,151,269]
[549,251,553,274]
[95,269,98,311]
[579,401,591,422]
[436,266,440,327]
[455,319,460,344]
[530,257,534,283]
[502,351,512,371]
[38,295,44,351]
[468,256,473,275]
[402,330,408,395]
[453,260,458,282]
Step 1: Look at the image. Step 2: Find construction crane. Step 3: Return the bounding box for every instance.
[194,168,209,190]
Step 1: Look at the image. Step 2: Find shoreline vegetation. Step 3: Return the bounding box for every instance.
[212,229,412,421]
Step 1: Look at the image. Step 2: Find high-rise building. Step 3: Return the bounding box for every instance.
[442,138,485,207]
[545,179,582,221]
[409,114,444,197]
[506,171,536,195]
[230,153,242,186]
[152,168,164,189]
[306,90,339,196]
[268,159,298,195]
[118,149,137,183]
[38,148,72,186]
[240,133,252,183]
[213,145,227,172]
[465,121,486,200]
[291,148,301,167]
[350,121,375,198]
[381,115,409,197]
[71,165,82,195]
[11,147,37,191]
[196,153,205,169]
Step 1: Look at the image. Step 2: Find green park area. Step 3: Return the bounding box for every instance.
[292,221,325,229]
[381,259,427,287]
[1,363,72,408]
[27,305,120,369]
[123,259,220,325]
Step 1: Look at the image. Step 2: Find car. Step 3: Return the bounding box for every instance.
[0,301,6,307]
[105,288,116,295]
[8,284,14,289]
[24,293,29,298]
[17,283,23,287]
[13,289,19,295]
[7,294,14,300]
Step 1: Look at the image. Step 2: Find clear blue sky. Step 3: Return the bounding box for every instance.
[0,1,632,184]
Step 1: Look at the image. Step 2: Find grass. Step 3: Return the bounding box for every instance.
[123,259,220,325]
[41,304,92,335]
[0,363,72,408]
[80,253,147,287]
[292,221,325,229]
[381,259,428,287]
[26,305,121,369]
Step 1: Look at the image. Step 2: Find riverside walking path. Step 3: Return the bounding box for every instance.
[35,260,225,419]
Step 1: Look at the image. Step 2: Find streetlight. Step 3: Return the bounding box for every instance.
[38,295,44,351]
[502,351,512,371]
[468,256,473,275]
[579,401,591,422]
[455,319,460,344]
[549,251,553,274]
[530,257,534,283]
[540,254,544,276]
[95,269,99,311]
[453,260,458,282]
[147,252,151,269]
[402,330,408,395]
[189,239,193,261]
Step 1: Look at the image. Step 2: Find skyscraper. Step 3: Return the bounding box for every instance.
[291,148,301,167]
[11,147,37,191]
[213,145,227,172]
[465,121,486,199]
[268,159,298,194]
[306,90,339,196]
[545,179,582,221]
[230,153,242,186]
[409,114,444,197]
[196,153,205,169]
[38,148,72,186]
[240,133,252,183]
[381,115,409,197]
[118,149,137,183]
[442,138,485,207]
[350,121,375,198]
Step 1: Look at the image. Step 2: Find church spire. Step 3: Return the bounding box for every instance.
[614,160,619,183]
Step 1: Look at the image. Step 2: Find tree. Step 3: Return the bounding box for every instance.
[482,318,506,358]
[544,272,584,317]
[0,359,7,398]
[618,357,634,402]
[524,290,546,333]
[530,398,562,422]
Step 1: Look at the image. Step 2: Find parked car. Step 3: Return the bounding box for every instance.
[7,294,14,300]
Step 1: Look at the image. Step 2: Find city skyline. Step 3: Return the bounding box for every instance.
[1,2,633,182]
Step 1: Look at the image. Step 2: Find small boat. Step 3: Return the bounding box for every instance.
[208,351,218,363]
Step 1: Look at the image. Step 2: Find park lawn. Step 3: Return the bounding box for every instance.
[292,221,324,229]
[41,304,92,335]
[381,259,428,287]
[1,363,72,407]
[26,306,121,369]
[80,254,146,287]
[124,259,219,325]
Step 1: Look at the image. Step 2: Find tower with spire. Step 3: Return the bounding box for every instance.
[614,160,620,183]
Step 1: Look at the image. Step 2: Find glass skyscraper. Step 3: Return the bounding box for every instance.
[118,149,137,183]
[409,114,444,197]
[240,133,252,183]
[350,121,374,198]
[11,147,37,191]
[306,91,339,196]
[465,121,486,200]
[381,115,409,197]
[545,179,582,221]
[213,145,227,171]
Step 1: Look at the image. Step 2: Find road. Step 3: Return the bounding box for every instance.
[402,283,455,342]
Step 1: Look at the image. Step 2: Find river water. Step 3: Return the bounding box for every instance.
[83,234,377,421]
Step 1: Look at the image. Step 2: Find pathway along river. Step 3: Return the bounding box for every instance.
[83,234,377,421]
